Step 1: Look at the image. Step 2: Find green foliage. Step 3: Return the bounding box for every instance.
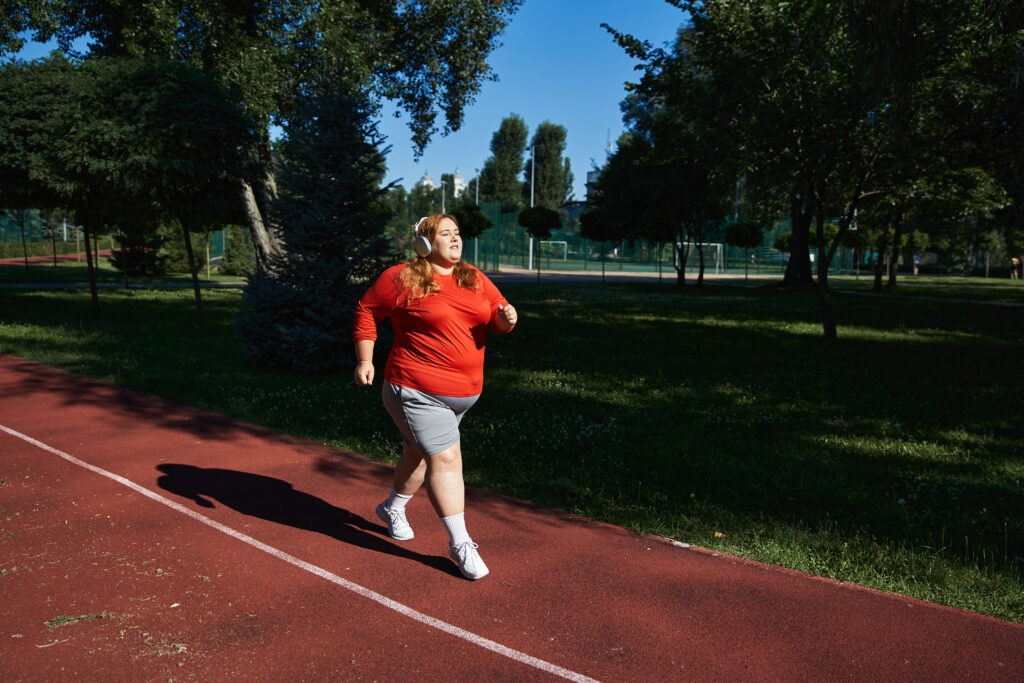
[517,206,560,239]
[218,225,255,277]
[157,223,205,275]
[480,114,529,213]
[108,222,167,276]
[610,0,1024,300]
[237,83,395,374]
[17,0,525,155]
[450,203,493,240]
[523,121,573,208]
[14,1,525,270]
[771,224,839,253]
[579,206,619,244]
[725,220,764,250]
[0,56,75,213]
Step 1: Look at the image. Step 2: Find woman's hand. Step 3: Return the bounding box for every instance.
[497,304,518,332]
[354,360,375,386]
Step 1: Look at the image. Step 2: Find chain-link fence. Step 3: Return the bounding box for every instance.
[469,201,865,277]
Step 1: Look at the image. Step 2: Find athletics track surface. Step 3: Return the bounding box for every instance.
[1,355,1021,681]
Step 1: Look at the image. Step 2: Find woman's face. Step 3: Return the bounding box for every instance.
[429,217,462,266]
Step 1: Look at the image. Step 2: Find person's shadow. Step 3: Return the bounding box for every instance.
[155,464,453,575]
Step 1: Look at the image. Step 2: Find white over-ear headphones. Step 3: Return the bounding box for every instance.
[412,216,432,257]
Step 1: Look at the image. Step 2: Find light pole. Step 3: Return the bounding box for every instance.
[528,146,535,270]
[530,145,535,208]
[441,179,446,213]
[474,168,480,204]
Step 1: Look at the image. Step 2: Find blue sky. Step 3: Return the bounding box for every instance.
[382,0,686,199]
[13,0,687,200]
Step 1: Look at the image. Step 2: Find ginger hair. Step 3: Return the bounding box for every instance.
[397,214,478,302]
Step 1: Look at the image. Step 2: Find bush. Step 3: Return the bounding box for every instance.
[159,223,206,274]
[218,225,256,277]
[109,225,167,276]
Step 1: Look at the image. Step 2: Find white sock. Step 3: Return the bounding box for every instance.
[387,489,412,512]
[442,513,471,547]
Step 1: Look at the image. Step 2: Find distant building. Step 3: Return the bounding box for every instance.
[418,168,468,199]
[417,171,436,190]
[586,169,601,200]
[452,168,467,198]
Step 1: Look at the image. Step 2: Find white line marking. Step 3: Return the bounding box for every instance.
[2,423,599,683]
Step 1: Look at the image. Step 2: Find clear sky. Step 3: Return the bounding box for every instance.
[382,0,686,199]
[12,0,687,200]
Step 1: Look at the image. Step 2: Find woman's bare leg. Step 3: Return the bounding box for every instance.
[422,441,464,518]
[393,440,427,496]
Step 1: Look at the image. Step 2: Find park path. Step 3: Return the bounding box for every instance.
[1,355,1021,681]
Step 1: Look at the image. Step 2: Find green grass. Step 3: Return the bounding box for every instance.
[46,612,116,628]
[1,274,1022,622]
[0,260,244,286]
[828,273,1024,304]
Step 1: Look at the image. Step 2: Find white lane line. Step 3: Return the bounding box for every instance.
[2,424,599,683]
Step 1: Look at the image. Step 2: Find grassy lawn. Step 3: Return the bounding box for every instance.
[1,268,1022,622]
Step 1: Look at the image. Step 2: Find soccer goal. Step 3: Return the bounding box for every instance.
[674,242,725,273]
[539,240,569,260]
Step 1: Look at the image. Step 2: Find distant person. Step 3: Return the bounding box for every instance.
[1015,255,1023,280]
[1012,256,1020,280]
[353,213,518,580]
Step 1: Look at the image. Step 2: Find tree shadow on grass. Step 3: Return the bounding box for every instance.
[155,463,455,576]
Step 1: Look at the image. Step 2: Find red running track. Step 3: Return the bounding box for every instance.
[1,355,1021,681]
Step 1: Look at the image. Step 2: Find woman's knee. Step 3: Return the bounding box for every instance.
[428,443,462,471]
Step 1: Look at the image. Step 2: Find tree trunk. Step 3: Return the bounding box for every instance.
[816,276,838,340]
[674,238,689,287]
[784,187,814,287]
[696,239,705,286]
[887,216,904,288]
[241,180,278,271]
[181,223,207,336]
[601,241,607,284]
[873,220,890,292]
[82,225,100,318]
[19,212,29,268]
[815,212,838,341]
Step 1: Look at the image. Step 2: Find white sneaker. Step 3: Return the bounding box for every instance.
[449,540,489,580]
[376,502,414,541]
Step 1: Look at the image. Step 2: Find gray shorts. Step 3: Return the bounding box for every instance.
[381,382,480,456]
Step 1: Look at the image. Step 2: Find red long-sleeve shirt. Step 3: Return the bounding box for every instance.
[353,263,510,397]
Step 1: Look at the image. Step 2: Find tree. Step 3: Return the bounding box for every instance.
[218,224,256,277]
[237,81,395,373]
[450,203,493,241]
[12,0,525,270]
[0,55,107,314]
[480,114,529,212]
[518,206,560,239]
[579,206,620,283]
[608,0,1015,338]
[109,218,167,277]
[3,54,261,317]
[524,121,573,209]
[518,205,560,281]
[725,220,764,279]
[65,57,257,334]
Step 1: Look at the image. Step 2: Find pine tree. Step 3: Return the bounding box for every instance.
[238,83,396,373]
[109,219,167,276]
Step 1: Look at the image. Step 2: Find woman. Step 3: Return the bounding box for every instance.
[352,213,517,580]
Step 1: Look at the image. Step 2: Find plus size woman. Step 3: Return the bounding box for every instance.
[353,213,517,579]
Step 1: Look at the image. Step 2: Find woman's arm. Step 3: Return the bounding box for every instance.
[353,339,376,386]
